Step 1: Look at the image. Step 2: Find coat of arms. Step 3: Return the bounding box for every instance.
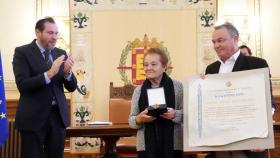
[117,34,173,85]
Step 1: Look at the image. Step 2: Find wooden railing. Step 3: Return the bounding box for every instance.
[0,119,20,158]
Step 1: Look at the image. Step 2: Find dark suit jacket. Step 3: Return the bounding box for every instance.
[13,39,77,131]
[206,53,270,74]
[205,54,273,158]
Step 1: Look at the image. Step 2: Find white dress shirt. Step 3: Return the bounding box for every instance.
[218,50,240,74]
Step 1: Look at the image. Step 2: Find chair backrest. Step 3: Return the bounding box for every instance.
[110,82,135,99]
[109,82,136,124]
[273,96,280,122]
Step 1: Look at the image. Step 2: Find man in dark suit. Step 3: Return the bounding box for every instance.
[12,17,77,158]
[205,22,275,158]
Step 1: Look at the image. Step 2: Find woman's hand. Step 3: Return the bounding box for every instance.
[160,107,175,120]
[135,109,156,124]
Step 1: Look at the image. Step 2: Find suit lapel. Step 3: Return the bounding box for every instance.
[212,62,221,74]
[31,40,44,61]
[232,54,246,72]
[30,40,48,70]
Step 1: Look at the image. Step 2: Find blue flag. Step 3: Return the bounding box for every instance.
[0,51,8,148]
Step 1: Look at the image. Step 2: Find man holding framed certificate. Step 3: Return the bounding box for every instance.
[205,22,275,158]
[184,22,275,158]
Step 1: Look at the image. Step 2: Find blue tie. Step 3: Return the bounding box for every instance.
[44,50,57,105]
[44,50,52,69]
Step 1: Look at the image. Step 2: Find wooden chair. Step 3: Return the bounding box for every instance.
[109,82,137,158]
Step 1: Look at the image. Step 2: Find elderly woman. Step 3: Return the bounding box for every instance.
[128,48,183,158]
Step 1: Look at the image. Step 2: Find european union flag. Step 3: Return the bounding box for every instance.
[0,51,8,148]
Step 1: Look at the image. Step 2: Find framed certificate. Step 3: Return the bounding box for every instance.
[183,68,274,151]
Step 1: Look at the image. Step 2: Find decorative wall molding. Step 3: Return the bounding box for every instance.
[272,78,280,86]
[4,81,17,91]
[71,0,215,10]
[217,0,262,58]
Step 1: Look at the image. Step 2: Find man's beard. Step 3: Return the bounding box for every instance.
[46,41,56,50]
